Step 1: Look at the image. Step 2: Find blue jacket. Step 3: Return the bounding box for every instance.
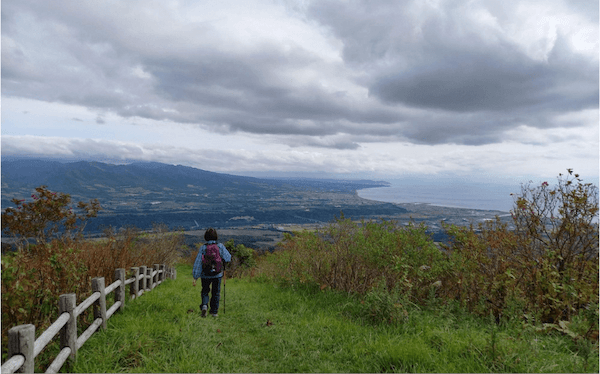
[192,241,232,279]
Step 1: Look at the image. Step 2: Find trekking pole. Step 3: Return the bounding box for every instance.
[223,269,226,314]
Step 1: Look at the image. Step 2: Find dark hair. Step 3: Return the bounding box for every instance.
[204,227,218,242]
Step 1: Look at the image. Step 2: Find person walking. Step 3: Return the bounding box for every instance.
[192,228,231,317]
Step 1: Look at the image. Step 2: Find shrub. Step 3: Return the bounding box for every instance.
[441,218,522,318]
[1,240,89,335]
[513,170,598,322]
[254,217,449,302]
[224,239,257,277]
[442,170,599,328]
[1,185,100,251]
[1,188,182,363]
[251,170,597,339]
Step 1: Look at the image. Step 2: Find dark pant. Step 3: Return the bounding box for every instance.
[201,277,222,314]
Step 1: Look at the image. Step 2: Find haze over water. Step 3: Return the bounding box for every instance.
[357,178,521,212]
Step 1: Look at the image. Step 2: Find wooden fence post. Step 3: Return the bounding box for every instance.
[153,264,160,289]
[59,294,77,363]
[3,263,174,374]
[130,267,139,299]
[114,268,126,312]
[8,324,35,373]
[91,277,107,330]
[139,266,147,294]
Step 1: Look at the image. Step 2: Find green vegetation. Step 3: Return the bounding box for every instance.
[1,226,183,334]
[256,171,599,332]
[2,185,101,250]
[1,187,184,370]
[71,264,598,373]
[439,170,598,327]
[223,239,258,277]
[2,170,598,372]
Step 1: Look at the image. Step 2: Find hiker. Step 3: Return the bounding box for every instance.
[192,228,232,317]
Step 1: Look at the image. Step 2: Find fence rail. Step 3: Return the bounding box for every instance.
[2,264,177,374]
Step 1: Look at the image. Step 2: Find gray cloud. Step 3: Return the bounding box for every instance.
[306,0,598,144]
[0,135,363,172]
[278,134,362,150]
[368,33,597,113]
[1,0,597,148]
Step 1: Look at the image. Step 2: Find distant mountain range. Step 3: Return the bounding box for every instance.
[1,159,390,203]
[1,159,403,232]
[2,159,271,196]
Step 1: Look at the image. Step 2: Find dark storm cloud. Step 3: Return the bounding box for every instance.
[1,0,597,148]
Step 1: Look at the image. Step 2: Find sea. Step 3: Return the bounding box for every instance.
[357,178,522,212]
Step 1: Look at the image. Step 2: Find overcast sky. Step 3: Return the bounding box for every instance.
[2,0,598,183]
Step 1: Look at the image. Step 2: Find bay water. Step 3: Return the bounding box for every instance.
[357,178,520,212]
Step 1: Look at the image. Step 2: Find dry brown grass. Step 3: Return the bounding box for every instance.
[1,224,184,362]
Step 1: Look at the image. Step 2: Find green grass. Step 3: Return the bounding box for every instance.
[71,264,598,373]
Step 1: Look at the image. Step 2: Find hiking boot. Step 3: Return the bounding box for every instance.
[210,313,218,318]
[201,306,207,318]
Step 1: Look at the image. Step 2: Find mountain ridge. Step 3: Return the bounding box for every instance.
[1,159,390,194]
[1,158,402,233]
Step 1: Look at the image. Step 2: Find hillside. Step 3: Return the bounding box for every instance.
[1,159,406,233]
[1,159,390,196]
[70,264,597,373]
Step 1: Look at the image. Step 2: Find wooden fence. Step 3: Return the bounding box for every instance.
[1,264,177,374]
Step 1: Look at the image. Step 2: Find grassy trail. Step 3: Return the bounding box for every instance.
[72,264,597,373]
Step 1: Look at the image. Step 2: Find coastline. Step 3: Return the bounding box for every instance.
[356,184,513,213]
[179,197,515,252]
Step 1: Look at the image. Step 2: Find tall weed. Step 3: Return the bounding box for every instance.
[223,240,257,277]
[441,219,522,318]
[254,217,448,303]
[441,171,598,330]
[1,224,183,362]
[253,171,598,343]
